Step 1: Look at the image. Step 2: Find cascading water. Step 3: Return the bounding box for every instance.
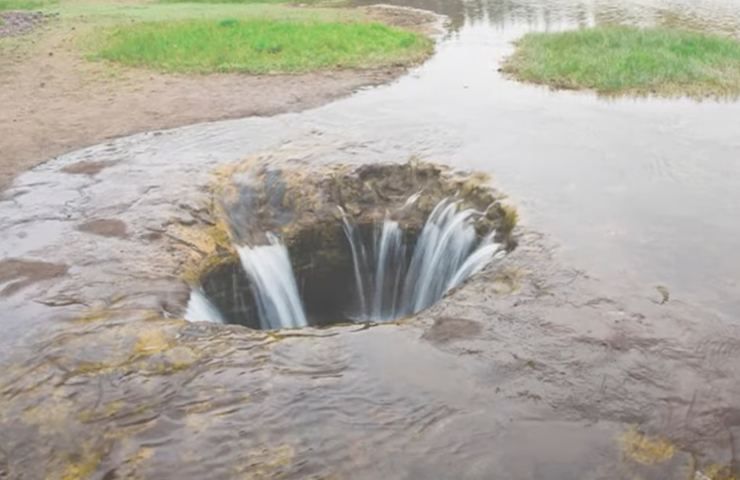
[236,233,307,330]
[340,214,408,321]
[185,288,225,324]
[340,197,504,321]
[187,196,504,330]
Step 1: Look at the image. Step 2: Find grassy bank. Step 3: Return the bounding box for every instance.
[502,26,740,98]
[54,2,361,23]
[0,0,56,10]
[94,18,432,74]
[158,0,294,4]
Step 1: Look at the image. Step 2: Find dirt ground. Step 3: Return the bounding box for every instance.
[0,5,439,192]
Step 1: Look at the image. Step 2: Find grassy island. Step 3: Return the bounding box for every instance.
[502,26,740,98]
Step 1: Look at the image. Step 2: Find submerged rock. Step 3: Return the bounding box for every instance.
[77,218,129,238]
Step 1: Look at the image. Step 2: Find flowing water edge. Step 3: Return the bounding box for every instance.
[189,197,504,329]
[1,0,740,477]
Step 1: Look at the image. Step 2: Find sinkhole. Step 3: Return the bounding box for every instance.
[184,162,516,330]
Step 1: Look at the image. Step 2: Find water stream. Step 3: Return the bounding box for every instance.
[236,234,308,330]
[184,288,225,324]
[118,0,740,319]
[341,198,504,321]
[3,0,735,329]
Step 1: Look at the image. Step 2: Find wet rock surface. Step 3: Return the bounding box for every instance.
[77,218,129,238]
[217,160,512,248]
[1,234,738,478]
[216,160,509,243]
[421,316,483,343]
[60,160,119,177]
[0,258,67,296]
[0,147,737,478]
[196,161,512,328]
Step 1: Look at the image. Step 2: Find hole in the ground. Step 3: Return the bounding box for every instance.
[191,221,355,330]
[184,162,515,330]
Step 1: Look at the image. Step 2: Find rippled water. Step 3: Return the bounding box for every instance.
[343,0,740,317]
[102,0,739,317]
[357,0,740,36]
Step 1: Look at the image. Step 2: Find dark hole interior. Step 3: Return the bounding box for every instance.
[198,212,495,330]
[201,222,386,329]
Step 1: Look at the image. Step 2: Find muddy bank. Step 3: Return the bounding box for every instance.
[0,5,441,192]
[0,153,737,478]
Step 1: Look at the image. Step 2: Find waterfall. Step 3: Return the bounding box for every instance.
[446,232,505,292]
[236,233,307,330]
[340,213,409,321]
[340,197,503,321]
[401,198,493,314]
[339,207,369,316]
[186,196,503,329]
[185,287,225,324]
[370,219,407,320]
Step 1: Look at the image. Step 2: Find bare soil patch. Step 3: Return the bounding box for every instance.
[363,4,440,34]
[0,5,439,192]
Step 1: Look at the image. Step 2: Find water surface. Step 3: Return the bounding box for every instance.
[149,0,739,316]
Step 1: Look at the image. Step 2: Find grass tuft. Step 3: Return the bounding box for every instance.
[502,26,740,98]
[500,204,518,236]
[94,18,432,74]
[156,0,349,8]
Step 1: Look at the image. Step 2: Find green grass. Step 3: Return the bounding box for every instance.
[93,18,432,74]
[156,0,345,6]
[158,0,291,4]
[58,2,361,23]
[155,0,347,6]
[0,0,56,10]
[502,26,740,98]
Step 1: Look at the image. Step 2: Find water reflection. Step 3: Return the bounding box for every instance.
[353,0,740,35]
[338,0,740,317]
